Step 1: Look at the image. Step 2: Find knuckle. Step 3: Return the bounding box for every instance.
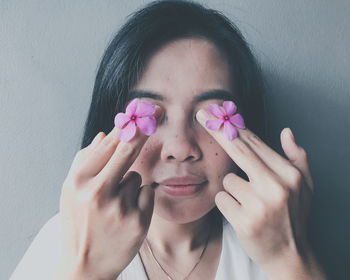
[234,139,249,155]
[266,178,289,206]
[76,189,96,205]
[69,162,90,187]
[266,176,282,192]
[70,173,85,188]
[248,133,262,146]
[116,143,137,159]
[287,167,302,187]
[73,150,85,163]
[273,188,289,209]
[74,180,106,206]
[243,218,260,238]
[101,134,118,149]
[85,190,106,210]
[103,202,121,219]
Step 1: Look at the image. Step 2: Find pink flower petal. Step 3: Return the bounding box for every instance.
[135,101,156,117]
[119,121,137,142]
[229,114,246,129]
[205,119,224,130]
[125,98,139,116]
[114,113,130,129]
[223,101,237,116]
[207,104,225,117]
[223,121,238,140]
[136,116,157,135]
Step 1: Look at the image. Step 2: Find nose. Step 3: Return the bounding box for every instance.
[160,125,202,163]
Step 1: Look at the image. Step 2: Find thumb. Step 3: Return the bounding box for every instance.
[138,184,156,216]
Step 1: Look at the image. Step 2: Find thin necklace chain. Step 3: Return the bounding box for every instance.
[143,227,212,280]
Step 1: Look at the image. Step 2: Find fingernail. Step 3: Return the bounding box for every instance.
[287,128,295,141]
[196,109,210,123]
[154,105,163,119]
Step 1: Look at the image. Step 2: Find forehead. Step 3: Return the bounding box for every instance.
[131,38,236,104]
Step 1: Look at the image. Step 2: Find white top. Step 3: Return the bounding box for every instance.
[9,212,269,280]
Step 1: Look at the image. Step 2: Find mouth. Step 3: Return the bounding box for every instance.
[155,175,208,196]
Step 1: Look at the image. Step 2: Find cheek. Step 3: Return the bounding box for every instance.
[194,126,238,171]
[207,148,236,175]
[201,136,238,182]
[128,140,160,182]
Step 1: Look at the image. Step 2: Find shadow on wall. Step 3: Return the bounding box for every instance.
[262,69,350,280]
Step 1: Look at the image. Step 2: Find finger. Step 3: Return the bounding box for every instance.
[223,173,251,206]
[138,184,155,217]
[116,171,142,210]
[69,132,106,177]
[96,106,162,193]
[78,125,121,178]
[215,191,243,228]
[238,126,301,184]
[79,104,162,179]
[196,109,275,183]
[87,132,106,151]
[280,128,314,190]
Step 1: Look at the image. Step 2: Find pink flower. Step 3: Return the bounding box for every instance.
[205,101,246,140]
[114,98,157,142]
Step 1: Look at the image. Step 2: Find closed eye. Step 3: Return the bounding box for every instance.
[156,112,198,126]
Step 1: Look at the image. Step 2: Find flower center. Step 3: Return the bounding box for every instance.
[131,115,137,121]
[223,115,229,121]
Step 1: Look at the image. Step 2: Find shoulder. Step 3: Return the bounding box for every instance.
[9,212,63,280]
[25,211,62,250]
[30,211,63,249]
[39,212,61,235]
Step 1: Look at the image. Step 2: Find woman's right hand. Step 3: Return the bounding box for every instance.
[56,123,157,280]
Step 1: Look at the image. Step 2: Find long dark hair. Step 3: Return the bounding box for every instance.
[80,0,267,150]
[79,0,267,214]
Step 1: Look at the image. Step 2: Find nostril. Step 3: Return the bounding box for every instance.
[166,155,195,161]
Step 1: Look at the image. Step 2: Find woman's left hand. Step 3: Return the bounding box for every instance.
[196,109,318,275]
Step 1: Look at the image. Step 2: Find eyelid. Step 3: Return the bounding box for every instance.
[156,108,201,125]
[191,112,198,123]
[157,107,167,124]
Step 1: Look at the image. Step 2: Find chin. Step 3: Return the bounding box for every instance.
[152,197,215,224]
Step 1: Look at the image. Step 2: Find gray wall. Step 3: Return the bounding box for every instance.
[1,1,349,279]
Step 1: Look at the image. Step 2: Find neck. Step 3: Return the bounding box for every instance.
[145,209,220,258]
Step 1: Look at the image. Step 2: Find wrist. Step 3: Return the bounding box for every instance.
[61,267,119,280]
[260,246,327,280]
[66,262,120,280]
[53,254,120,280]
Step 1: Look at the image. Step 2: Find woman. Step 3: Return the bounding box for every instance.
[10,0,327,279]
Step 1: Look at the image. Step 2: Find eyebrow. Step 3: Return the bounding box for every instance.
[128,89,237,103]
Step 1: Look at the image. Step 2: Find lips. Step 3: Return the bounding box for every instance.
[158,175,207,186]
[155,175,208,196]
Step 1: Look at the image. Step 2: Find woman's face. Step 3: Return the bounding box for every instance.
[128,38,240,223]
